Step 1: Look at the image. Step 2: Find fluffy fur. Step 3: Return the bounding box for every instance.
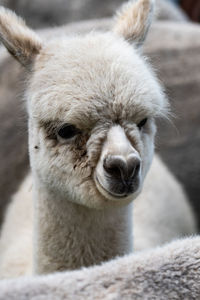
[0,0,196,278]
[134,155,196,251]
[0,236,200,300]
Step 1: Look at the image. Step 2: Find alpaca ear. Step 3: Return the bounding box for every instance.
[113,0,155,47]
[0,6,42,69]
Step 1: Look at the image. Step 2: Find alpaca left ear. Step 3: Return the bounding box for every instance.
[0,6,42,70]
[113,0,155,47]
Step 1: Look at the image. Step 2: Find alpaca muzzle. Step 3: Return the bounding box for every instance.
[103,154,141,196]
[95,125,141,200]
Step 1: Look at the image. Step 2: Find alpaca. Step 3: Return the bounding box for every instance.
[0,0,196,278]
[0,0,188,230]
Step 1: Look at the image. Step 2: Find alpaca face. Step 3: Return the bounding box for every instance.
[0,0,168,208]
[27,32,165,208]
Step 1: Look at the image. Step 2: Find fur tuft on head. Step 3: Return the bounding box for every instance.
[0,6,42,69]
[113,0,155,47]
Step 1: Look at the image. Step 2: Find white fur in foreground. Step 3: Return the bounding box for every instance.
[0,236,200,299]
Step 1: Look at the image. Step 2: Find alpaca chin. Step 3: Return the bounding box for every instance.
[94,172,142,205]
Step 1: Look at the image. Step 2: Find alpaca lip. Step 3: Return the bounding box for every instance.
[95,175,130,199]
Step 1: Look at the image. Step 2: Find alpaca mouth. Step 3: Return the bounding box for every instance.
[95,175,134,200]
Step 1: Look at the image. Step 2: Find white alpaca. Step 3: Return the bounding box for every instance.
[0,0,196,278]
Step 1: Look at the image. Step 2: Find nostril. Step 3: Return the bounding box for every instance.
[103,157,126,179]
[101,155,141,196]
[103,155,141,182]
[135,162,140,175]
[128,159,140,179]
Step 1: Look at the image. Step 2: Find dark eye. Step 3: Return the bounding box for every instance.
[137,118,148,130]
[57,124,80,140]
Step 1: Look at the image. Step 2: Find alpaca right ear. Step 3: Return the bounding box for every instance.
[113,0,155,48]
[0,6,42,69]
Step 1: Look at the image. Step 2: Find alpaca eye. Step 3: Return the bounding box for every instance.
[137,118,148,130]
[57,124,80,140]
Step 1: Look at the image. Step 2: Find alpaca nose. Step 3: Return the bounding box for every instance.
[103,155,141,184]
[96,125,141,197]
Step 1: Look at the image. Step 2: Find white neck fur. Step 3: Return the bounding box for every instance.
[33,179,133,274]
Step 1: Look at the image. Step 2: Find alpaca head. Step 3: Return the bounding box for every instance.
[0,0,168,209]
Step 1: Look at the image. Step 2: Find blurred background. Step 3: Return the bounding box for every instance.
[0,0,200,28]
[0,0,199,229]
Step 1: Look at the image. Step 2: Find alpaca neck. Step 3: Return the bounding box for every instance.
[33,180,133,275]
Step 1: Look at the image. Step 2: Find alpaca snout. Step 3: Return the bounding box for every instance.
[103,154,141,197]
[103,155,141,181]
[95,153,141,199]
[95,125,142,200]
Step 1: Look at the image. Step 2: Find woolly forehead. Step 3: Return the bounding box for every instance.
[27,32,168,128]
